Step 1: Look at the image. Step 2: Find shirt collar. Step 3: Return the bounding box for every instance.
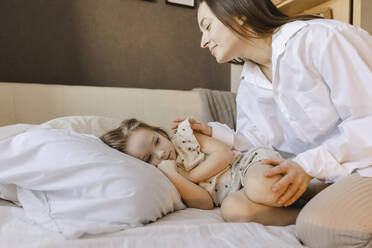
[240,60,273,90]
[239,21,309,89]
[271,20,309,60]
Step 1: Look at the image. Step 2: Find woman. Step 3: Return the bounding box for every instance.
[174,0,372,247]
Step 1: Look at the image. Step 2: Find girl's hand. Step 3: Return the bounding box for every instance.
[171,117,212,136]
[158,160,178,176]
[261,158,313,207]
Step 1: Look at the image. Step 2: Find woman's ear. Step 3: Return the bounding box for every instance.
[237,16,247,26]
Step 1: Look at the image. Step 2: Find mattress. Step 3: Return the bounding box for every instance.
[0,201,306,247]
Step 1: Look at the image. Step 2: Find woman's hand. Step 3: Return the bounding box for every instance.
[171,117,212,136]
[261,158,313,207]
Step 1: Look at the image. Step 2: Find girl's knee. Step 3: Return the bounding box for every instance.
[243,163,283,207]
[221,192,257,223]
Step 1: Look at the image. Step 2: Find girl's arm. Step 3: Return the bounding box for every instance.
[188,133,234,183]
[173,117,260,152]
[159,161,213,210]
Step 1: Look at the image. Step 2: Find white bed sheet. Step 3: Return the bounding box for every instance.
[0,201,306,248]
[0,123,306,247]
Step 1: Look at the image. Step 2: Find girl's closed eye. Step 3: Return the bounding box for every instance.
[155,137,160,145]
[207,24,211,31]
[146,154,152,163]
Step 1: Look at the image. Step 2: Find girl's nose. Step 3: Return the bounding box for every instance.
[157,150,167,160]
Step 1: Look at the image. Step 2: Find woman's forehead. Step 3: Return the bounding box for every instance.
[197,2,213,22]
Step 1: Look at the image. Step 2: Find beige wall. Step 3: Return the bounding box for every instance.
[353,0,372,34]
[0,0,230,90]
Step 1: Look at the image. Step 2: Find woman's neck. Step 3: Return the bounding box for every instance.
[251,36,272,67]
[244,35,273,82]
[259,63,273,82]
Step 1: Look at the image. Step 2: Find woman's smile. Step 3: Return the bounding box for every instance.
[210,45,217,55]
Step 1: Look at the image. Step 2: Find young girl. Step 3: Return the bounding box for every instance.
[100,118,303,224]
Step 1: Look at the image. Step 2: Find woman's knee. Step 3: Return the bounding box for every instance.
[243,163,283,207]
[296,174,372,248]
[297,210,372,248]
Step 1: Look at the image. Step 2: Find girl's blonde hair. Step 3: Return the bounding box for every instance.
[100,118,169,153]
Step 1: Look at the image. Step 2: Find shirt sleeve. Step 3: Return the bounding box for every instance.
[207,121,255,151]
[208,78,272,152]
[292,25,372,182]
[208,121,235,148]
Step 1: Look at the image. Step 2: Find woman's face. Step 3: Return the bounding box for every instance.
[125,128,177,167]
[197,2,244,63]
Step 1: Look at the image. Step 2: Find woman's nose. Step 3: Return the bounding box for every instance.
[200,33,209,48]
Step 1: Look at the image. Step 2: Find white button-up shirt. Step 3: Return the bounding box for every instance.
[210,19,372,182]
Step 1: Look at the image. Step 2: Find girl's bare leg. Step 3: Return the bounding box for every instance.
[221,162,329,226]
[221,190,300,226]
[243,161,329,208]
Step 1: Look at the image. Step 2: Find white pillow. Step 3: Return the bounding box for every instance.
[0,116,121,205]
[29,115,122,137]
[0,124,35,205]
[0,129,185,238]
[0,123,35,140]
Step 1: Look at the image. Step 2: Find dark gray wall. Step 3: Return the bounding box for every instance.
[0,0,230,90]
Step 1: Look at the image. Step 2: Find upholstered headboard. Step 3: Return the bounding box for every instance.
[0,82,212,129]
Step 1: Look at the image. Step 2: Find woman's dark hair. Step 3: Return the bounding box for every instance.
[198,0,322,64]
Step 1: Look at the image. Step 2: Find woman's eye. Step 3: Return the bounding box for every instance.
[155,137,159,145]
[207,24,211,31]
[146,155,152,163]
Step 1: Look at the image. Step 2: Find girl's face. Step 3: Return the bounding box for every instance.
[197,2,245,63]
[125,128,177,167]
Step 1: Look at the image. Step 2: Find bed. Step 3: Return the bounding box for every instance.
[0,201,304,247]
[0,82,307,247]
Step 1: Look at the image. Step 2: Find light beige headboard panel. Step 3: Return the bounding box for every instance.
[0,0,230,90]
[0,83,211,129]
[0,84,16,126]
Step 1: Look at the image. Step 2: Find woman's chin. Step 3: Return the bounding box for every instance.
[215,55,229,64]
[215,57,224,63]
